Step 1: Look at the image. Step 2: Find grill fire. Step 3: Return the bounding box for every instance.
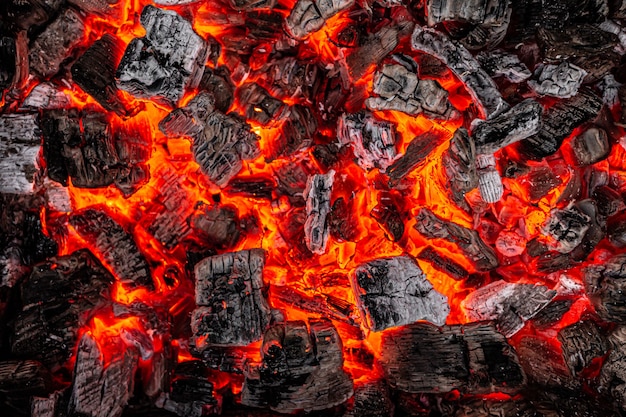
[1,0,626,416]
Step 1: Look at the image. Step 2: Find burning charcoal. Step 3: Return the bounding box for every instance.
[417,247,468,280]
[159,92,215,137]
[69,333,139,417]
[543,205,591,254]
[1,0,65,30]
[426,0,494,25]
[31,392,62,417]
[225,176,275,199]
[275,160,315,206]
[584,254,626,323]
[528,62,587,98]
[70,208,154,289]
[0,360,52,414]
[29,8,85,78]
[517,336,578,390]
[411,26,509,119]
[230,0,276,10]
[117,5,209,106]
[192,249,271,347]
[241,319,354,413]
[0,113,40,194]
[198,66,234,113]
[371,198,404,242]
[520,88,602,159]
[538,24,619,60]
[237,83,286,125]
[154,0,200,4]
[380,322,525,394]
[414,208,499,271]
[347,25,405,79]
[157,360,219,417]
[532,299,574,328]
[351,255,450,331]
[476,153,503,203]
[472,99,543,155]
[342,380,393,417]
[284,0,355,39]
[273,105,316,158]
[67,0,121,15]
[338,112,397,172]
[72,34,133,117]
[271,285,356,324]
[461,281,556,337]
[387,131,443,186]
[476,50,532,83]
[443,128,478,209]
[328,196,360,242]
[265,58,322,101]
[599,327,626,410]
[189,202,241,249]
[21,82,71,109]
[12,250,113,367]
[593,186,624,218]
[558,320,608,377]
[304,170,334,254]
[571,126,610,166]
[365,64,458,119]
[0,35,16,93]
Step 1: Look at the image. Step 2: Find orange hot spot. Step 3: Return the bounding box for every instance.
[304,12,353,63]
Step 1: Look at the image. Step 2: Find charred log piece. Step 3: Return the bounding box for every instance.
[237,83,286,125]
[0,113,40,194]
[241,319,354,413]
[443,128,478,210]
[593,186,624,218]
[380,322,525,394]
[476,49,532,83]
[0,35,16,94]
[519,88,602,159]
[67,0,121,15]
[475,153,502,204]
[31,391,63,417]
[387,131,443,186]
[454,398,541,417]
[71,34,134,117]
[69,333,139,417]
[264,58,323,102]
[371,195,405,242]
[585,253,626,323]
[117,5,209,106]
[558,320,608,377]
[192,249,272,347]
[0,0,65,30]
[517,336,579,390]
[274,159,316,206]
[571,126,610,166]
[225,176,275,199]
[328,196,360,242]
[12,250,113,368]
[428,0,512,50]
[274,105,316,158]
[543,205,591,254]
[531,298,574,329]
[342,380,394,417]
[189,202,241,250]
[537,24,619,60]
[347,25,409,80]
[416,246,468,280]
[304,170,335,255]
[461,281,556,337]
[21,82,71,110]
[156,360,219,417]
[365,63,458,119]
[198,66,234,113]
[42,110,149,195]
[0,360,52,415]
[338,112,397,172]
[351,255,449,331]
[285,0,355,39]
[571,199,606,263]
[411,26,509,119]
[271,285,357,324]
[528,61,587,99]
[414,208,499,271]
[69,208,154,289]
[599,327,626,410]
[29,8,85,79]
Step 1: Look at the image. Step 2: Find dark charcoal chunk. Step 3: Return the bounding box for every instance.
[518,336,578,389]
[189,202,241,249]
[70,208,154,289]
[347,25,404,80]
[0,113,41,194]
[328,196,360,242]
[338,111,397,171]
[476,49,532,83]
[524,166,562,200]
[414,208,499,271]
[271,285,356,324]
[380,322,525,394]
[528,61,587,99]
[192,249,271,347]
[351,255,449,331]
[592,186,623,218]
[68,0,121,15]
[265,58,323,101]
[531,299,573,328]
[0,35,16,92]
[462,281,556,337]
[157,360,219,417]
[584,254,626,323]
[520,88,602,159]
[370,197,404,242]
[31,391,62,417]
[224,176,275,199]
[0,360,52,415]
[387,131,443,186]
[0,0,65,30]
[558,320,608,376]
[304,171,334,255]
[455,398,539,417]
[442,128,478,210]
[69,333,139,417]
[571,126,610,166]
[609,213,626,248]
[411,26,508,119]
[285,0,355,39]
[72,34,134,117]
[117,5,209,106]
[342,380,393,417]
[199,66,234,113]
[230,0,277,11]
[273,105,316,159]
[237,83,285,125]
[537,24,619,60]
[543,205,591,254]
[29,8,85,78]
[241,319,354,413]
[599,327,626,410]
[12,250,113,368]
[416,246,468,280]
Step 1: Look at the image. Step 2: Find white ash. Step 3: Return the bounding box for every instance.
[528,62,588,99]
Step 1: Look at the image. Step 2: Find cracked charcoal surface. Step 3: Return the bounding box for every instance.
[304,170,335,255]
[543,206,591,254]
[338,112,397,172]
[528,62,588,98]
[387,131,443,185]
[443,128,478,210]
[571,126,610,166]
[558,320,608,377]
[476,50,532,83]
[0,113,40,194]
[351,255,450,331]
[285,0,355,39]
[585,254,626,323]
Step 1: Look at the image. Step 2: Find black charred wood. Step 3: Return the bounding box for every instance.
[584,253,626,323]
[342,380,393,417]
[537,24,619,60]
[284,0,355,39]
[416,246,468,280]
[192,249,272,347]
[599,327,626,410]
[71,34,134,117]
[414,208,499,271]
[524,166,562,200]
[69,208,154,289]
[265,58,323,102]
[68,0,121,15]
[225,176,275,199]
[199,66,234,113]
[271,284,356,324]
[273,105,316,159]
[608,213,626,248]
[531,298,574,329]
[476,49,532,83]
[0,35,16,93]
[558,320,608,377]
[0,360,52,415]
[197,345,257,374]
[312,142,351,172]
[387,131,443,186]
[518,336,578,389]
[0,0,65,31]
[304,171,334,254]
[544,205,591,254]
[443,128,478,210]
[338,111,397,172]
[571,126,610,166]
[230,0,277,11]
[0,113,41,194]
[237,83,286,126]
[157,360,219,417]
[348,25,404,80]
[380,322,525,394]
[534,250,573,273]
[528,61,587,98]
[371,199,404,242]
[189,202,241,250]
[592,186,623,218]
[328,196,360,242]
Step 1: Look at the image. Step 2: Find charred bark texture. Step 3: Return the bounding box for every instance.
[0,113,40,194]
[387,131,443,185]
[338,112,397,172]
[416,246,468,280]
[304,170,334,255]
[285,0,355,39]
[558,320,608,377]
[442,128,478,210]
[584,253,626,323]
